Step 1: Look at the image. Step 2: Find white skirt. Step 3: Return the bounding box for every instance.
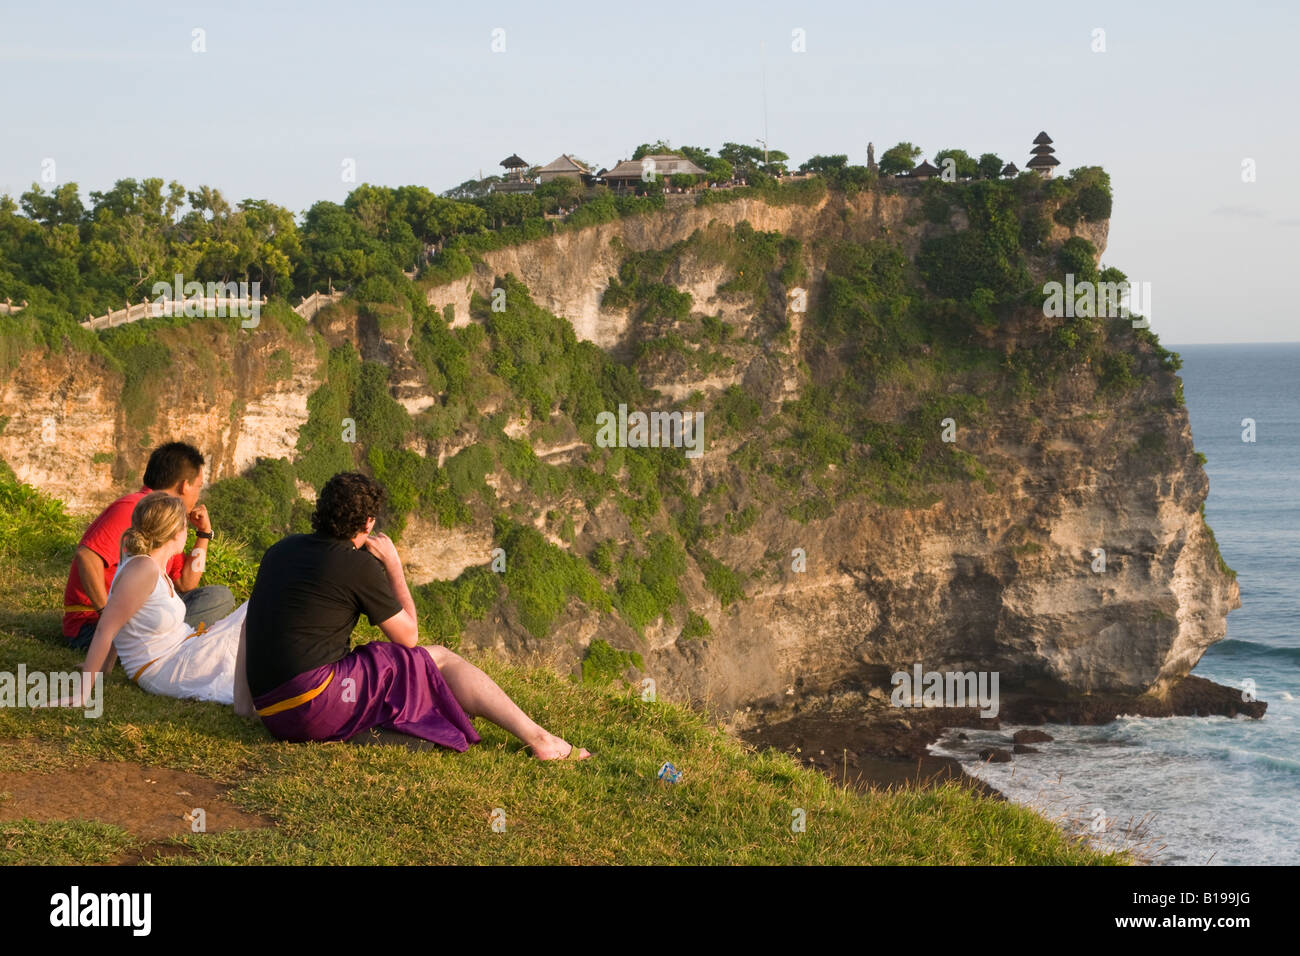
[137,601,248,705]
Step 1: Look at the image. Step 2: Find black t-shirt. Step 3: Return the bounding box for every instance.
[244,533,404,698]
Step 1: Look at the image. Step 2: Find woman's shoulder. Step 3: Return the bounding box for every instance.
[115,554,161,590]
[118,552,157,573]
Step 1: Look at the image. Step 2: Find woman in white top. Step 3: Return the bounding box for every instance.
[72,491,255,714]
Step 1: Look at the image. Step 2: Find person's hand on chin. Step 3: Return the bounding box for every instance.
[363,532,400,567]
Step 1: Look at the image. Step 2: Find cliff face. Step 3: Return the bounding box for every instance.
[0,319,318,513]
[0,188,1237,715]
[424,193,923,347]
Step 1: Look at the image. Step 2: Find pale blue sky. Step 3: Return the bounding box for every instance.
[2,0,1297,343]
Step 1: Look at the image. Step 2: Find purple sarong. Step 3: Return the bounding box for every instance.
[253,641,482,751]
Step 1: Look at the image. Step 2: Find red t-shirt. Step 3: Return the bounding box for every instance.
[62,488,184,638]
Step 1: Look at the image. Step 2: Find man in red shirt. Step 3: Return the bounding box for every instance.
[63,441,236,650]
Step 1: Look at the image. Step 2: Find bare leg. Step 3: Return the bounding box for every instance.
[423,646,590,760]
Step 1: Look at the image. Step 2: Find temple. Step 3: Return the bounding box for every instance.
[1026,132,1060,179]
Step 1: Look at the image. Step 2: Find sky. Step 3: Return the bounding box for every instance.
[2,0,1297,344]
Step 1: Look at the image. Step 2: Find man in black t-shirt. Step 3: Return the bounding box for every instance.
[242,525,403,698]
[236,471,590,760]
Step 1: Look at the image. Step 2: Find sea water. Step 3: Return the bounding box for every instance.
[931,342,1300,865]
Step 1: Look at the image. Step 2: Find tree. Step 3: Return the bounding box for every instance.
[761,150,789,176]
[297,201,377,289]
[441,176,503,201]
[718,142,768,180]
[978,153,1004,180]
[1057,236,1099,283]
[702,157,733,184]
[800,154,849,174]
[534,177,583,214]
[1067,167,1113,222]
[183,185,233,238]
[240,199,300,295]
[678,145,713,167]
[478,192,539,229]
[877,142,922,176]
[631,140,676,160]
[1076,185,1112,221]
[20,183,85,227]
[393,186,485,244]
[933,148,979,180]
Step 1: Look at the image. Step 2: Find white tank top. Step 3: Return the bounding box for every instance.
[109,554,193,677]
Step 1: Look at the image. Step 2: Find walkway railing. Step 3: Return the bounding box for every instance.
[78,288,352,329]
[81,296,269,331]
[293,289,346,321]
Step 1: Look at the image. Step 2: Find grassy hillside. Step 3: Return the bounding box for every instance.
[0,466,1120,864]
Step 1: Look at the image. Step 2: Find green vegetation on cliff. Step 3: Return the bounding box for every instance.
[0,156,1200,683]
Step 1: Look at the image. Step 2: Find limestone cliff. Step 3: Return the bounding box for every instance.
[0,185,1237,720]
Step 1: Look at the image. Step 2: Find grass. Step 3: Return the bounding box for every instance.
[0,458,1121,867]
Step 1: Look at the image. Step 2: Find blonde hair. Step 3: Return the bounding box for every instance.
[121,492,188,557]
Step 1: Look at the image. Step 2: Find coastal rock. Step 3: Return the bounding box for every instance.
[979,748,1013,763]
[1013,729,1054,744]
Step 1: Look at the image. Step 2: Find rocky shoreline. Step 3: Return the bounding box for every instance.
[732,675,1266,801]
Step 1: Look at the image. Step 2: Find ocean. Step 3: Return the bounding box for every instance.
[931,342,1300,865]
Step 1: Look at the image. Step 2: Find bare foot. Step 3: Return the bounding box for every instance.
[530,733,591,761]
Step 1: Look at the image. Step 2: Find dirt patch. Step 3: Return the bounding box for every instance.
[0,759,274,842]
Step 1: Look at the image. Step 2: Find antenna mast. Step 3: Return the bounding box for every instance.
[760,40,769,167]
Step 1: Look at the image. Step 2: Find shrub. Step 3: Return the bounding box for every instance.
[714,384,761,435]
[1076,185,1112,222]
[444,443,494,503]
[352,274,400,305]
[496,518,610,638]
[695,547,744,607]
[680,611,712,640]
[204,457,302,556]
[100,324,172,430]
[614,532,686,630]
[296,345,362,489]
[412,564,499,648]
[1057,237,1099,284]
[580,638,643,686]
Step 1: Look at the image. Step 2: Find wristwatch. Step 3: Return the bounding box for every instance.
[196,530,214,540]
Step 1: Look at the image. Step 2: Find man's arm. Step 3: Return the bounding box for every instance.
[176,504,212,592]
[74,546,109,613]
[364,533,419,648]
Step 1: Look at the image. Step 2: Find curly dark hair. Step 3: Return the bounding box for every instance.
[311,472,387,539]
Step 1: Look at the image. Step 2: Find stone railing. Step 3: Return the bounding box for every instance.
[78,287,355,330]
[81,296,268,330]
[293,289,346,321]
[0,298,27,315]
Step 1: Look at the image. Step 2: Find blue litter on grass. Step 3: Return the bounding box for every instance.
[658,761,682,784]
